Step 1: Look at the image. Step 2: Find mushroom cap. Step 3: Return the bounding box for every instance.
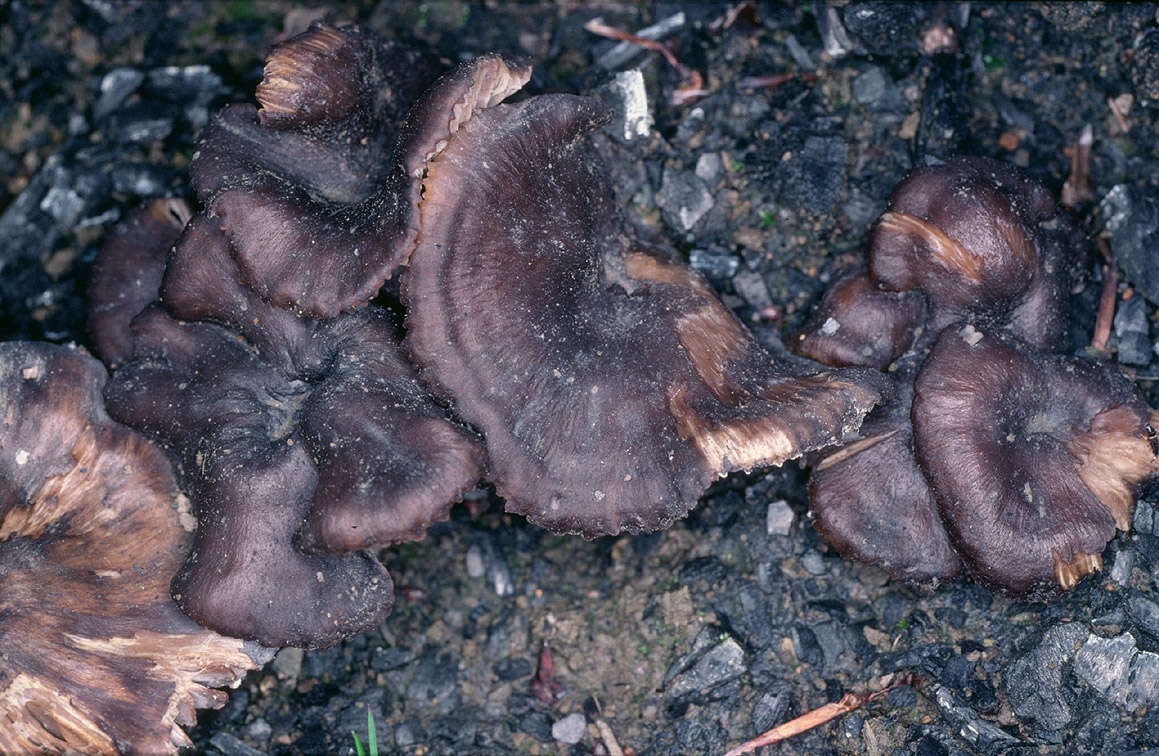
[403,92,888,538]
[0,341,261,754]
[868,157,1072,348]
[790,270,927,370]
[104,277,483,645]
[810,378,964,583]
[158,211,486,553]
[88,198,191,366]
[190,23,530,316]
[912,326,1157,593]
[105,306,395,647]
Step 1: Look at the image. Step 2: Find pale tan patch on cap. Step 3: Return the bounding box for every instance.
[257,25,351,119]
[1053,549,1103,590]
[878,211,985,284]
[0,673,119,755]
[624,252,750,402]
[0,428,113,541]
[66,630,256,747]
[668,386,795,473]
[1068,405,1158,531]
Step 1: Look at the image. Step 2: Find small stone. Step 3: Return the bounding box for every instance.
[852,67,905,113]
[208,733,265,756]
[394,723,418,747]
[839,712,863,740]
[520,711,554,743]
[1132,29,1159,103]
[405,650,460,714]
[791,625,824,667]
[689,247,739,280]
[243,718,271,742]
[104,102,174,143]
[666,637,746,702]
[110,163,170,197]
[778,134,848,214]
[1110,548,1135,586]
[931,683,1026,752]
[752,683,791,732]
[371,645,414,673]
[1074,633,1135,708]
[915,735,949,756]
[1113,294,1151,365]
[695,152,723,184]
[1127,595,1159,641]
[494,656,533,681]
[843,2,923,55]
[1133,500,1155,534]
[656,168,713,232]
[599,70,652,142]
[146,64,223,101]
[551,712,587,744]
[939,655,975,691]
[800,550,827,575]
[885,684,918,707]
[489,556,514,597]
[765,499,794,536]
[1127,649,1159,710]
[1101,185,1159,305]
[270,647,303,681]
[732,270,774,311]
[1005,622,1088,733]
[811,621,847,666]
[466,544,485,578]
[817,5,855,57]
[94,67,145,121]
[39,184,85,228]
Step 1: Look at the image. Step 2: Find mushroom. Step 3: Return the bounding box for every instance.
[190,22,530,316]
[88,198,192,366]
[809,369,964,582]
[790,270,926,370]
[868,156,1081,350]
[795,156,1156,593]
[0,341,264,754]
[403,91,889,538]
[99,211,484,646]
[912,326,1158,593]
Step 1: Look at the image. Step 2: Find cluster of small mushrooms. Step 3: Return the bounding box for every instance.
[2,20,1157,753]
[82,21,887,653]
[793,157,1159,594]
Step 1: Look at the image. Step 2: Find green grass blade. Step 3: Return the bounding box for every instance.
[351,730,365,756]
[367,709,378,756]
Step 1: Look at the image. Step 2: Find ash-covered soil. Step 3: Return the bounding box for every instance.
[3,3,1159,755]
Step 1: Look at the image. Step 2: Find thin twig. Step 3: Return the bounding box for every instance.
[723,673,919,756]
[1061,124,1093,210]
[595,718,625,756]
[1107,95,1131,134]
[736,71,818,90]
[584,17,706,105]
[1091,238,1117,354]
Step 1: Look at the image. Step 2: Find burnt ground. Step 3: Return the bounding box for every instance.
[3,2,1159,755]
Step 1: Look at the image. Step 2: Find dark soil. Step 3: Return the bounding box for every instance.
[3,2,1159,755]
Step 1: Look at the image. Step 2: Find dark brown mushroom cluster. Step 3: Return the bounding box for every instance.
[794,157,1159,594]
[90,22,889,648]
